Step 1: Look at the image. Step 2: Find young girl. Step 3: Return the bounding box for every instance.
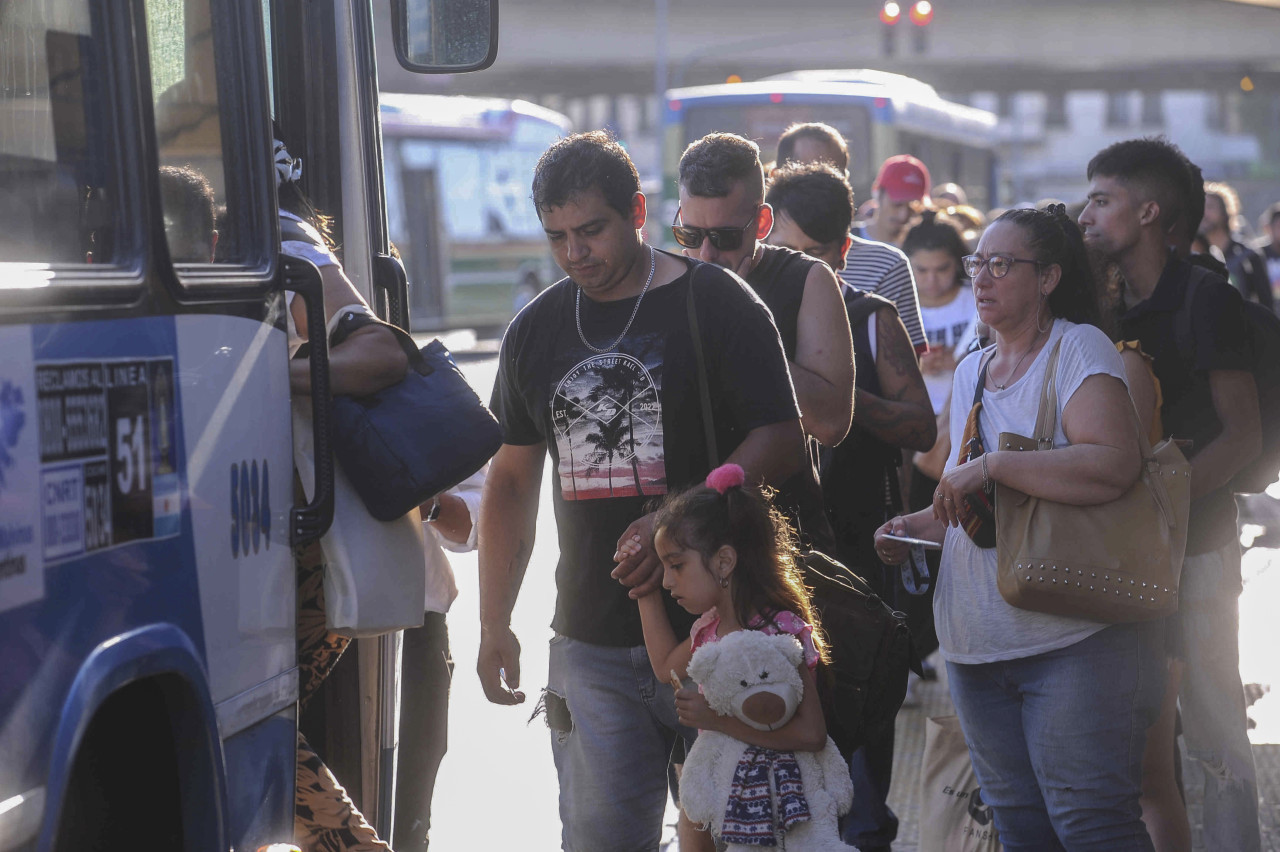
[618,462,830,753]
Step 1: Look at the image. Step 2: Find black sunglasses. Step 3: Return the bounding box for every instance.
[671,206,760,251]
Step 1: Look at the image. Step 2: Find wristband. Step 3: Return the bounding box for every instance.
[981,454,992,494]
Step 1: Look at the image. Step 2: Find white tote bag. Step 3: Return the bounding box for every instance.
[919,716,1002,852]
[293,398,426,637]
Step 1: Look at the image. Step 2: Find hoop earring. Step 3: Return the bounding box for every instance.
[719,576,729,588]
[1037,290,1052,334]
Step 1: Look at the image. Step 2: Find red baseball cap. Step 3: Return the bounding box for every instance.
[874,155,931,203]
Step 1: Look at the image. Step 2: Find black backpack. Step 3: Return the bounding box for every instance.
[1174,264,1280,494]
[804,549,919,759]
[686,270,919,759]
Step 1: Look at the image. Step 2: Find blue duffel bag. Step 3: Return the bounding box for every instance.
[329,311,502,521]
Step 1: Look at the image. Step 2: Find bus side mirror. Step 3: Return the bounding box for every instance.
[391,0,498,74]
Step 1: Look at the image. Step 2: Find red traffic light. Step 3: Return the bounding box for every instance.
[880,1,901,25]
[909,0,933,25]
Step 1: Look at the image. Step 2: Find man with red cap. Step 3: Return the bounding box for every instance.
[862,154,931,248]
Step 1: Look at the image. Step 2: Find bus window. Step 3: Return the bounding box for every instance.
[145,0,261,270]
[0,2,120,270]
[680,102,873,185]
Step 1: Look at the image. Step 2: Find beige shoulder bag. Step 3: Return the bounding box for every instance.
[995,339,1191,622]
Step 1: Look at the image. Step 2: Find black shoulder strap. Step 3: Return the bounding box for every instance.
[686,263,720,467]
[1174,265,1204,368]
[971,352,992,407]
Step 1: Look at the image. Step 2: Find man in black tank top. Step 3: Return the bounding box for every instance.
[676,133,854,553]
[767,161,937,852]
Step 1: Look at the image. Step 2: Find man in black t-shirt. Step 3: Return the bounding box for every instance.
[1080,138,1263,850]
[477,131,805,851]
[675,133,852,554]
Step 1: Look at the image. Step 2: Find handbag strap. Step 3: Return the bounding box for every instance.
[687,263,720,467]
[1031,338,1064,449]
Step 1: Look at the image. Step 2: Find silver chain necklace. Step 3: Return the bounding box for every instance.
[575,245,656,354]
[991,330,1044,390]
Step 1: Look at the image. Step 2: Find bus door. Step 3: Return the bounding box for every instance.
[0,0,332,849]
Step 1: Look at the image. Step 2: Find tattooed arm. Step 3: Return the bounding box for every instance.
[477,442,545,706]
[852,306,937,452]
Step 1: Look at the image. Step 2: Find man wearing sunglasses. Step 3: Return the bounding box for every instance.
[477,131,807,852]
[677,133,854,455]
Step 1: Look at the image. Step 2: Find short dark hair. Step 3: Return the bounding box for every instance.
[531,130,640,220]
[902,210,970,278]
[679,133,764,200]
[996,205,1099,326]
[775,123,849,172]
[159,165,215,262]
[765,162,852,245]
[1086,137,1191,236]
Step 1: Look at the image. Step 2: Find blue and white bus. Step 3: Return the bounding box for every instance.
[663,69,1000,216]
[0,1,492,849]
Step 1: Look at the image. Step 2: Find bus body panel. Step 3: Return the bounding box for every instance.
[0,312,294,849]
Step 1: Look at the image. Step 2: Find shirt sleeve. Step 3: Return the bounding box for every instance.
[431,466,486,553]
[489,324,544,446]
[875,254,927,354]
[769,611,820,670]
[700,270,801,433]
[1053,324,1128,415]
[1190,278,1253,373]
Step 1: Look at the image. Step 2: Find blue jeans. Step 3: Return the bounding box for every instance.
[1177,542,1262,851]
[838,722,898,849]
[947,622,1164,851]
[544,634,696,852]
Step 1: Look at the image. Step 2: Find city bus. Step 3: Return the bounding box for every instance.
[380,93,571,332]
[0,1,491,849]
[662,69,1000,218]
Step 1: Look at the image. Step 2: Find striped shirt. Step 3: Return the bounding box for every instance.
[840,232,926,354]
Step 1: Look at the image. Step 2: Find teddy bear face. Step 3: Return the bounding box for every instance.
[687,629,806,731]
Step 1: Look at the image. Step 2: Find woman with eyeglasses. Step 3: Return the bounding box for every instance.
[874,206,1164,851]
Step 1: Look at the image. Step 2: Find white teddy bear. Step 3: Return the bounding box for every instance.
[679,629,855,850]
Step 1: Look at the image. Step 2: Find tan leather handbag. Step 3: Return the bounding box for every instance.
[995,340,1191,623]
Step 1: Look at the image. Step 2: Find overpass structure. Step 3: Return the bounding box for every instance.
[375,0,1280,210]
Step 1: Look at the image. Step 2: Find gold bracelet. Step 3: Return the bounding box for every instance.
[982,453,992,493]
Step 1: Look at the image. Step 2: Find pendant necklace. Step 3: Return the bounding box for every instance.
[991,329,1044,390]
[575,245,656,354]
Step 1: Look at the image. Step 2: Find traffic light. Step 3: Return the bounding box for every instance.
[909,0,932,53]
[880,2,900,57]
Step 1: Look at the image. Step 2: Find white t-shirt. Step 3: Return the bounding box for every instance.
[935,319,1127,664]
[920,286,977,416]
[281,210,341,358]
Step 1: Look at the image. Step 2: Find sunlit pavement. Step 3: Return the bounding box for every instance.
[430,353,1279,850]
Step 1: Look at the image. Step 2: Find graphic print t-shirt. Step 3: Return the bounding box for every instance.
[491,254,800,646]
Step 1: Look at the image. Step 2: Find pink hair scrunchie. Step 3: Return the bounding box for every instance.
[705,463,746,495]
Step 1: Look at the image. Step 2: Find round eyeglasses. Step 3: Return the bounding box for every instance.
[962,254,1043,279]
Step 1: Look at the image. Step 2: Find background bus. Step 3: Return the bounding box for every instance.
[662,70,1000,222]
[380,93,572,333]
